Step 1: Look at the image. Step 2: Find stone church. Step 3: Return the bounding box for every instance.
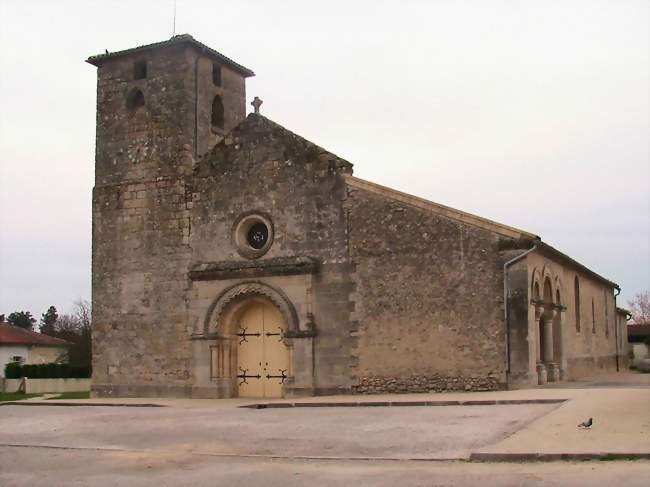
[87,35,628,398]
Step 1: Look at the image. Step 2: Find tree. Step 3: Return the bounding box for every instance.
[45,299,92,369]
[7,311,36,330]
[0,314,5,323]
[628,291,650,324]
[39,305,59,335]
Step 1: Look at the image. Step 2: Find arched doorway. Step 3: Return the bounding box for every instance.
[236,300,290,398]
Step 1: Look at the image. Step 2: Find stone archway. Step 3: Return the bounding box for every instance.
[204,281,300,337]
[201,282,299,398]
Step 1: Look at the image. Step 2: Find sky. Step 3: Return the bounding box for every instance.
[0,0,648,318]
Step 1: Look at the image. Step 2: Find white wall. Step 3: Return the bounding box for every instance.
[0,345,28,378]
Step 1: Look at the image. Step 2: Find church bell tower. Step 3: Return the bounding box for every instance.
[87,34,255,186]
[86,36,254,396]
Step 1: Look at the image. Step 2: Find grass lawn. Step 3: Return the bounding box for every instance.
[0,392,40,402]
[46,391,91,400]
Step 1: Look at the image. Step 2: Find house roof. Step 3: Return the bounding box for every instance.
[628,323,650,339]
[86,34,255,77]
[0,324,70,347]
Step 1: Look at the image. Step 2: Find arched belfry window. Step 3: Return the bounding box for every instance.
[126,87,145,111]
[574,276,581,332]
[211,95,224,130]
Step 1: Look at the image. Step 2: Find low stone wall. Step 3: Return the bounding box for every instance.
[2,378,22,393]
[1,378,91,394]
[353,375,504,394]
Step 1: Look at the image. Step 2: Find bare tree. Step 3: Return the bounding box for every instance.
[627,291,650,324]
[47,299,92,369]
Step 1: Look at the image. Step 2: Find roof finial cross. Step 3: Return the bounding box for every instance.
[251,96,263,114]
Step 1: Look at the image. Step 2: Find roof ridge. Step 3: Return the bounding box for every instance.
[344,175,537,240]
[0,323,71,346]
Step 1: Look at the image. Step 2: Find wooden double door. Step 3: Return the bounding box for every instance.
[236,302,289,398]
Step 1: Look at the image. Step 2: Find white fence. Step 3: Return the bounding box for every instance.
[2,378,91,394]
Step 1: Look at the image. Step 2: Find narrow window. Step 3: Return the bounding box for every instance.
[211,95,224,130]
[591,298,596,334]
[604,290,609,338]
[126,87,145,111]
[212,63,222,86]
[574,276,580,332]
[134,60,147,80]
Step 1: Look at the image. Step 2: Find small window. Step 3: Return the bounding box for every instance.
[11,356,24,364]
[574,276,581,332]
[134,60,147,80]
[211,95,224,130]
[212,63,222,86]
[126,88,145,111]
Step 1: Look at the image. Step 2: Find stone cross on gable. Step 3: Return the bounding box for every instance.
[251,96,263,114]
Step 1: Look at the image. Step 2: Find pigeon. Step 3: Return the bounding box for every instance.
[578,417,593,429]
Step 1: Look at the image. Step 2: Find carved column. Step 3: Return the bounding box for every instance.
[544,310,560,382]
[534,303,547,385]
[542,316,554,364]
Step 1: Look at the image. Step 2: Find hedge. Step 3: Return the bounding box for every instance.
[4,362,91,379]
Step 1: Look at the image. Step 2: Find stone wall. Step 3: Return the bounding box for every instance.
[345,179,519,392]
[355,374,502,394]
[525,251,620,383]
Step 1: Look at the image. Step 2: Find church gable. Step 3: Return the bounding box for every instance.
[189,113,352,265]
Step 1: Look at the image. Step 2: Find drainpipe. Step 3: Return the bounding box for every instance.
[503,243,539,376]
[614,287,621,371]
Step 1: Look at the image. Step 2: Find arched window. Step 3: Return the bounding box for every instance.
[574,276,580,332]
[533,282,541,301]
[126,87,145,111]
[543,278,553,304]
[211,95,224,130]
[591,298,596,334]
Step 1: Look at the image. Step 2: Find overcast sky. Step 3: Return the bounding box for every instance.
[0,0,647,318]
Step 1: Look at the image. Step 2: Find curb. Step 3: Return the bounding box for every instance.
[0,401,165,408]
[240,399,567,409]
[469,452,650,462]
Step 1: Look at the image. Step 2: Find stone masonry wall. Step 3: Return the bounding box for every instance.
[190,114,357,394]
[347,184,515,393]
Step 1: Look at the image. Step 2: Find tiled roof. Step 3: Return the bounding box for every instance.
[86,34,255,77]
[0,323,71,347]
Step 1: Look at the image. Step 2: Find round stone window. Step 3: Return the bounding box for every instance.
[233,212,274,259]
